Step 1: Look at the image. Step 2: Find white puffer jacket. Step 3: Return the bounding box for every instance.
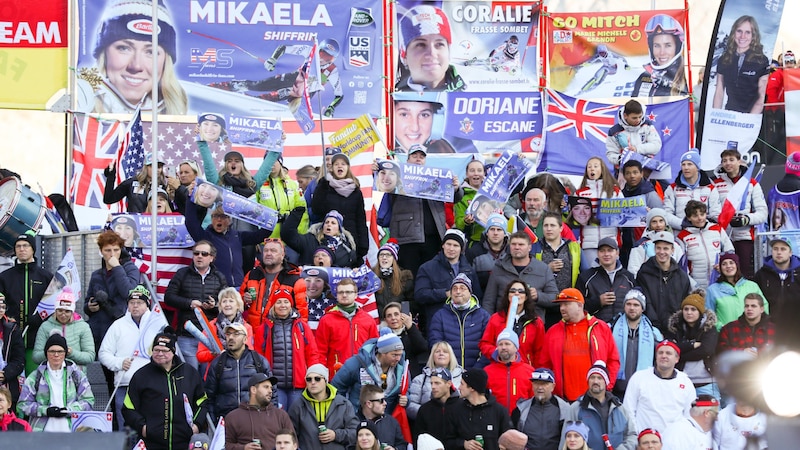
[711,165,768,241]
[677,221,734,289]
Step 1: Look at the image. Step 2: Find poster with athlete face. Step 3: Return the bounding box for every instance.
[545,10,687,99]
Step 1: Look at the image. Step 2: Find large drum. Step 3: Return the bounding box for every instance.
[0,177,46,255]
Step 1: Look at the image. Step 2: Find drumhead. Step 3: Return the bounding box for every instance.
[0,177,22,228]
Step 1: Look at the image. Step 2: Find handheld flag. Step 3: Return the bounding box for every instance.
[718,162,756,230]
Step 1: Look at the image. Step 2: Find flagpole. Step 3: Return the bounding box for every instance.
[150,0,159,286]
[314,38,328,174]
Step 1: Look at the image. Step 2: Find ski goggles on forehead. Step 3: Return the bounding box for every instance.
[645,15,683,36]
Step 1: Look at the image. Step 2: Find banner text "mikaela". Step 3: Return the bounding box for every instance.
[0,22,62,45]
[190,2,333,26]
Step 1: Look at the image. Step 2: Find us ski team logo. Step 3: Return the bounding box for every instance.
[349,36,371,68]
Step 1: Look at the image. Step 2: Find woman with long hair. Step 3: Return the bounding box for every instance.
[406,341,463,420]
[372,240,414,312]
[104,155,167,213]
[666,291,719,400]
[311,153,369,262]
[196,287,254,365]
[77,0,187,114]
[713,15,770,113]
[479,279,546,368]
[574,157,622,265]
[168,159,200,215]
[253,288,320,411]
[632,14,687,97]
[144,188,174,214]
[705,253,767,330]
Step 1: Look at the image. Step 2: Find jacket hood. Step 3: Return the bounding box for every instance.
[712,164,747,181]
[667,309,717,334]
[673,169,714,188]
[762,255,800,274]
[445,295,481,311]
[615,105,654,131]
[302,384,339,403]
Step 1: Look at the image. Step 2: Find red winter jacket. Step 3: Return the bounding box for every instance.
[241,263,307,328]
[196,317,255,364]
[253,314,321,389]
[484,355,535,414]
[479,312,546,369]
[542,314,620,399]
[315,306,378,377]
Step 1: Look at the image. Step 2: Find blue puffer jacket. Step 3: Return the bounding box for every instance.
[204,348,272,420]
[331,338,407,414]
[415,252,483,328]
[561,393,637,450]
[427,297,490,370]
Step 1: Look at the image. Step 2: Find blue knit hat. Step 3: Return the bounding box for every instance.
[496,329,519,348]
[564,421,590,442]
[376,327,404,353]
[450,273,473,293]
[680,149,701,168]
[484,214,508,234]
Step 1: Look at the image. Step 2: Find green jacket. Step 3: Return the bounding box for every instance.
[32,314,95,367]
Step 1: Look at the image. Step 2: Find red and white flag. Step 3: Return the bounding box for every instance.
[718,162,756,230]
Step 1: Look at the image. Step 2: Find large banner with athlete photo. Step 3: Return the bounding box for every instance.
[566,195,648,228]
[372,160,454,201]
[74,0,383,118]
[545,9,688,100]
[698,0,786,170]
[226,115,284,151]
[190,179,279,230]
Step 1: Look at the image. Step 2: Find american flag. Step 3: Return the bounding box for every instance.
[70,113,122,209]
[116,106,144,183]
[306,295,378,331]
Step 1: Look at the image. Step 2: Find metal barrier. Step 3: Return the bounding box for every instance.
[754,230,800,272]
[41,230,102,313]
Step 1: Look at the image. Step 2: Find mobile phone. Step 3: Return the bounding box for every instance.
[401,302,411,315]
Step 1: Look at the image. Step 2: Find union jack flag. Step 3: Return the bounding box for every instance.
[70,113,121,209]
[541,89,690,178]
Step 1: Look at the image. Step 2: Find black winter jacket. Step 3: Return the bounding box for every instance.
[282,208,359,268]
[576,262,637,323]
[445,394,511,450]
[636,257,692,332]
[164,264,227,336]
[0,318,25,404]
[414,395,460,443]
[0,260,52,347]
[122,358,208,450]
[310,178,370,259]
[204,348,272,420]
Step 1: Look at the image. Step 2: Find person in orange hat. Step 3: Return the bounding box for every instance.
[541,288,620,402]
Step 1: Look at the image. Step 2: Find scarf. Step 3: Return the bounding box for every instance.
[215,311,245,346]
[380,266,394,277]
[326,173,357,197]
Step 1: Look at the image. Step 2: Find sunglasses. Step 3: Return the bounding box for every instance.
[193,251,212,257]
[508,288,526,294]
[306,376,324,383]
[369,397,386,403]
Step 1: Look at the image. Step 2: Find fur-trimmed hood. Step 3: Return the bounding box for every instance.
[667,308,717,335]
[308,222,357,249]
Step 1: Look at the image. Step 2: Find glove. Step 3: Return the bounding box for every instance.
[292,206,306,215]
[94,290,109,308]
[46,406,68,418]
[730,215,750,227]
[264,57,277,71]
[324,105,335,118]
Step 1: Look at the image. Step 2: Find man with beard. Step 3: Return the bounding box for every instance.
[242,239,307,327]
[224,373,294,450]
[511,368,570,450]
[561,362,637,450]
[484,330,535,414]
[609,289,664,400]
[467,214,509,293]
[205,323,273,420]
